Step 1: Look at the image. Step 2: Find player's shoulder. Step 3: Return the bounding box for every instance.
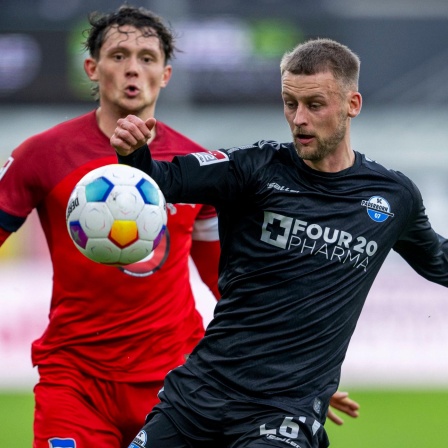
[155,121,206,156]
[18,111,95,148]
[180,140,285,180]
[224,140,290,161]
[358,152,419,195]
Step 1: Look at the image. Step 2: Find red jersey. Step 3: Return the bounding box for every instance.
[0,111,219,382]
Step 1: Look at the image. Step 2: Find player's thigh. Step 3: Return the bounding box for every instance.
[128,409,191,448]
[33,375,121,448]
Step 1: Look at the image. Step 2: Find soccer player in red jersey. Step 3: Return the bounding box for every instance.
[0,6,358,447]
[0,5,221,448]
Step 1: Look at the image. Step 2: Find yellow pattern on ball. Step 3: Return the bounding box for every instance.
[109,220,138,248]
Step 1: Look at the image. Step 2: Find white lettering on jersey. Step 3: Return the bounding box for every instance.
[261,211,378,271]
[0,156,13,181]
[267,182,300,193]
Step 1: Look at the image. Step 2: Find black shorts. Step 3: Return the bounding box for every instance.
[128,365,329,448]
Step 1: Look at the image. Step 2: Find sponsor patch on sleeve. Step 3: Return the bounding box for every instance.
[191,150,229,166]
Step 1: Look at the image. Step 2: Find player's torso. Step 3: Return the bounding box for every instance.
[189,146,413,410]
[37,116,202,309]
[217,148,409,292]
[3,113,205,379]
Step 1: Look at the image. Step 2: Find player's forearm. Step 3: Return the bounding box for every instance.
[117,144,153,172]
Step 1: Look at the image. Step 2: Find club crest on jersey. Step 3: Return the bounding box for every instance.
[361,196,394,222]
[192,150,229,165]
[0,156,13,181]
[129,430,148,447]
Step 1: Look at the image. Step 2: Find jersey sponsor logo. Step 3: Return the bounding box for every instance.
[191,150,229,165]
[0,156,13,181]
[261,211,378,271]
[66,197,79,221]
[361,196,394,222]
[48,438,76,448]
[267,182,300,193]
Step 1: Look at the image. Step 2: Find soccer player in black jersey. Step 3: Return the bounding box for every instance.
[112,38,448,448]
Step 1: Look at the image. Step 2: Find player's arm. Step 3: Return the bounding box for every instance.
[393,180,448,287]
[113,114,247,207]
[327,390,360,425]
[191,212,221,300]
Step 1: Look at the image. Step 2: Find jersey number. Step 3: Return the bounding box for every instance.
[260,416,300,438]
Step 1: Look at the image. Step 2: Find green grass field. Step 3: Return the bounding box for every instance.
[1,389,448,447]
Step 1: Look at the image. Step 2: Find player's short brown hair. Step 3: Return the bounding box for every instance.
[280,38,360,91]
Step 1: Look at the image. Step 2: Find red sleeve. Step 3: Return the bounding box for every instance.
[0,226,11,246]
[190,239,221,300]
[197,203,217,220]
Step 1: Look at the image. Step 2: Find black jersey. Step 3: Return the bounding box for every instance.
[119,140,448,418]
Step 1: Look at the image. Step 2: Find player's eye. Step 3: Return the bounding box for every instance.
[142,55,154,63]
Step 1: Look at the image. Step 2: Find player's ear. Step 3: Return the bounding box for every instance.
[347,91,362,118]
[84,57,99,82]
[160,64,172,88]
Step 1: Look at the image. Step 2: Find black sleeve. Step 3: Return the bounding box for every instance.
[117,141,280,207]
[393,183,448,287]
[117,144,245,206]
[116,144,154,175]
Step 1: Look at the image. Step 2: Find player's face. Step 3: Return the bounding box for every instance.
[282,70,357,165]
[85,25,172,117]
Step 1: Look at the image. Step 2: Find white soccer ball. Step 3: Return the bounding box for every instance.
[66,164,167,266]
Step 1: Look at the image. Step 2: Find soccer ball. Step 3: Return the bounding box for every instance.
[66,164,167,266]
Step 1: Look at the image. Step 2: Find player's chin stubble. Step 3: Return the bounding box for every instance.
[294,117,347,162]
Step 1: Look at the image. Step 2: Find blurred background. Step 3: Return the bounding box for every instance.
[0,0,447,446]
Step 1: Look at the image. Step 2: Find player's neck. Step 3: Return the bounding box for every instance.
[302,147,355,173]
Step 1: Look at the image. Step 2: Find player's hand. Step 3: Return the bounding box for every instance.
[327,391,360,425]
[111,115,156,156]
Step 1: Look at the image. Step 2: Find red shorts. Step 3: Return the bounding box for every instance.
[33,365,163,448]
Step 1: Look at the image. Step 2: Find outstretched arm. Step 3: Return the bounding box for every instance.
[327,391,360,425]
[111,115,156,156]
